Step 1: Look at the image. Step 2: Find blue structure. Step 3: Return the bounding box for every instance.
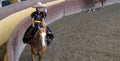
[2,1,11,7]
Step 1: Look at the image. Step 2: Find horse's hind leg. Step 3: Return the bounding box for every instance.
[88,1,96,13]
[32,54,35,61]
[92,3,96,11]
[38,52,44,61]
[38,52,43,61]
[89,4,95,13]
[100,0,105,8]
[38,55,42,61]
[38,47,47,61]
[88,5,94,13]
[92,6,96,11]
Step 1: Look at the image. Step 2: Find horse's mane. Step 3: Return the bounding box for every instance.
[34,30,40,40]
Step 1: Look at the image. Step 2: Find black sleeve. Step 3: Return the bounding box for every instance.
[31,12,35,18]
[40,12,47,19]
[44,12,47,17]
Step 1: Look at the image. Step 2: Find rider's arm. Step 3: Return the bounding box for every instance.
[41,18,46,28]
[32,18,35,27]
[41,11,47,28]
[31,12,35,27]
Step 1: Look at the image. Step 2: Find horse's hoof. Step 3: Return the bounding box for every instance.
[88,9,92,13]
[93,8,96,11]
[88,11,91,13]
[93,9,96,12]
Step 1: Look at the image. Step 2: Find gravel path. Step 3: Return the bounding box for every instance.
[20,3,120,61]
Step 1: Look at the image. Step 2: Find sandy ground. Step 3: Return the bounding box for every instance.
[20,3,120,61]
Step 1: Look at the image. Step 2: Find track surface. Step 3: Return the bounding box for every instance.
[20,3,120,61]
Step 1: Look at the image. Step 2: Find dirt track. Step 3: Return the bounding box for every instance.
[20,3,120,61]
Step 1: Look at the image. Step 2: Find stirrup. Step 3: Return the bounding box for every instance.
[47,31,53,34]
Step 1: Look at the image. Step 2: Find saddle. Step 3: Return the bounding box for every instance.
[23,26,34,44]
[23,25,54,46]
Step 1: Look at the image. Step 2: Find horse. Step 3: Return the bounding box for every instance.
[88,0,106,13]
[30,27,47,61]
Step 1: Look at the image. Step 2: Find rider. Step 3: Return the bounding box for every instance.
[32,2,54,46]
[31,2,47,35]
[23,2,54,46]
